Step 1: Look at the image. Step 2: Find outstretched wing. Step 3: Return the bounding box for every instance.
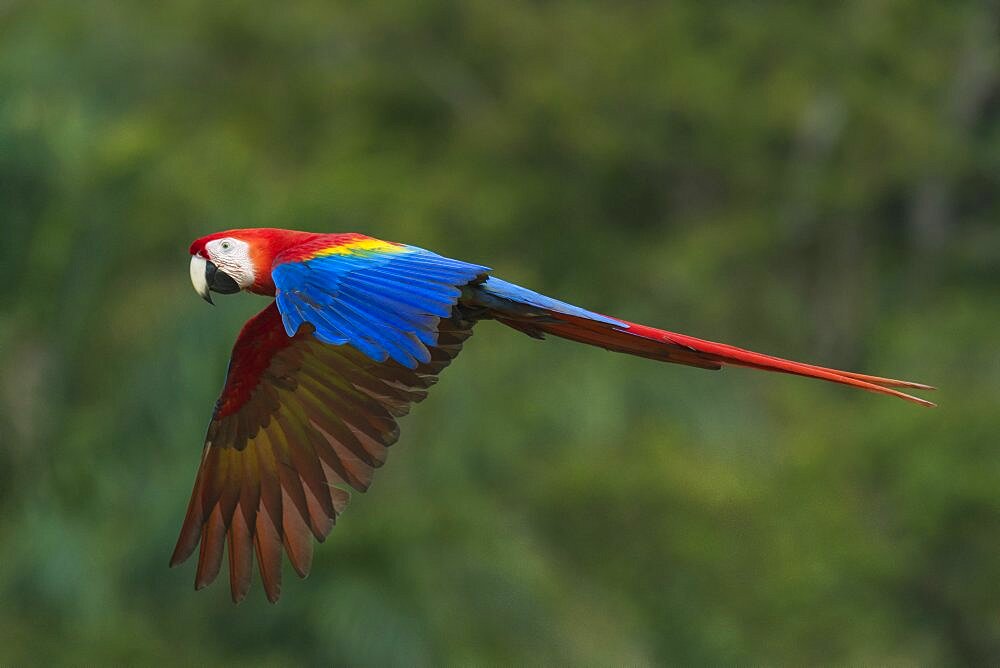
[272,235,489,368]
[171,302,475,602]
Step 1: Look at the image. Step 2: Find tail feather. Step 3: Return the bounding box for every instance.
[472,277,935,407]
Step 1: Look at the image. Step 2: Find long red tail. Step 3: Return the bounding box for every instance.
[473,277,935,407]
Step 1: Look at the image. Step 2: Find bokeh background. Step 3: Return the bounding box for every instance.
[2,1,999,664]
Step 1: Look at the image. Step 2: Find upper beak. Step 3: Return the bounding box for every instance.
[190,255,241,305]
[190,255,213,304]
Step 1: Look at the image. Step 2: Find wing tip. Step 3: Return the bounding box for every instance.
[169,536,198,569]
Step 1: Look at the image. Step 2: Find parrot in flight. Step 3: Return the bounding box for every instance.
[175,227,934,602]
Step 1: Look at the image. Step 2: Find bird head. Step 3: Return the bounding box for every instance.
[189,231,264,304]
[189,228,319,302]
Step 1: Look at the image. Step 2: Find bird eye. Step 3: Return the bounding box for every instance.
[220,240,232,251]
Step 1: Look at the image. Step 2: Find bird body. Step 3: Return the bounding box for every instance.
[177,227,934,602]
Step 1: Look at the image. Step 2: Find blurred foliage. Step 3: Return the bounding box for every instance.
[2,0,999,664]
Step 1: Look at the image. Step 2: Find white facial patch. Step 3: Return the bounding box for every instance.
[205,237,256,289]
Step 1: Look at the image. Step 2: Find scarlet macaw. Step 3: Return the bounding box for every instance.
[175,227,934,602]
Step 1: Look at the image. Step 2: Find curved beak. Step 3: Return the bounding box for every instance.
[190,255,212,304]
[190,255,240,305]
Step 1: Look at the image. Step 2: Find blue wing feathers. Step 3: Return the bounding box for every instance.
[336,290,426,336]
[339,272,457,312]
[323,290,430,365]
[272,245,488,367]
[339,285,440,328]
[479,277,623,326]
[342,298,439,348]
[315,298,390,362]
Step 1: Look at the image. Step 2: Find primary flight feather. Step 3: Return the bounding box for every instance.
[174,227,935,603]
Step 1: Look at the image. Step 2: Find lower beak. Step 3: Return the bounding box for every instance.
[189,255,241,305]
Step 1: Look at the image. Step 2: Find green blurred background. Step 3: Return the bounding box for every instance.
[2,1,999,664]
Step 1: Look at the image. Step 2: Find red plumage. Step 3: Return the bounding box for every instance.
[499,312,935,407]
